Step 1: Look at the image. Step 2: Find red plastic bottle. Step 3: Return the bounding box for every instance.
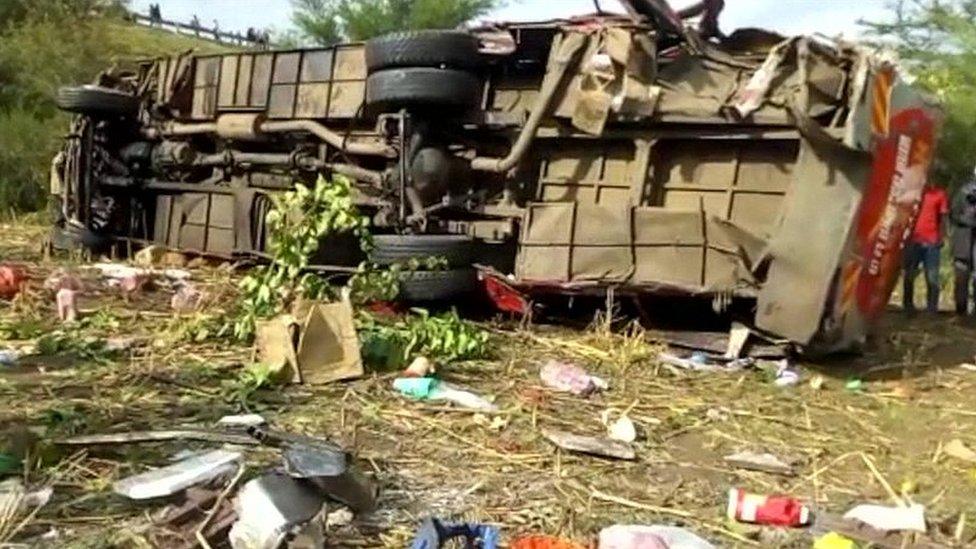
[727,488,811,527]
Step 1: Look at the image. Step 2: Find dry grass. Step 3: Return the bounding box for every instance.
[2,220,976,547]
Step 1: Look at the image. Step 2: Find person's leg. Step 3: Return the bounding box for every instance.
[923,244,942,313]
[955,260,971,315]
[903,243,920,312]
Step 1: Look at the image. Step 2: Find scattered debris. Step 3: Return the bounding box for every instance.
[724,322,751,359]
[0,479,53,513]
[325,507,354,529]
[0,349,18,366]
[42,269,81,292]
[723,451,796,476]
[727,488,811,527]
[771,360,800,387]
[601,409,637,443]
[845,379,864,392]
[56,429,259,447]
[540,360,607,395]
[393,378,498,411]
[255,295,363,385]
[656,329,789,359]
[248,426,377,513]
[411,517,500,549]
[113,449,242,500]
[810,375,825,390]
[658,351,753,372]
[134,245,189,268]
[540,427,636,461]
[93,262,191,282]
[843,503,927,533]
[154,486,238,548]
[943,439,976,463]
[813,532,857,549]
[104,336,142,353]
[217,414,267,429]
[959,363,976,373]
[134,244,167,267]
[171,283,205,313]
[403,355,436,377]
[598,524,716,549]
[228,473,328,549]
[0,265,25,299]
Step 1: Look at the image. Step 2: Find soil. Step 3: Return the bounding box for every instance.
[2,220,976,548]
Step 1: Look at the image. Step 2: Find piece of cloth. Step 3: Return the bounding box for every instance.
[911,186,949,244]
[903,242,942,313]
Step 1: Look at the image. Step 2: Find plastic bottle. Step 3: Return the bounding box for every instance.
[727,488,811,527]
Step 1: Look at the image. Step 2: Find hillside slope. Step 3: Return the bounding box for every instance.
[0,16,235,213]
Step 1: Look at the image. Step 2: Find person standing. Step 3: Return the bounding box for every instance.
[904,181,949,313]
[952,173,976,314]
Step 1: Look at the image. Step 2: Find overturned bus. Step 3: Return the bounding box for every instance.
[50,1,938,353]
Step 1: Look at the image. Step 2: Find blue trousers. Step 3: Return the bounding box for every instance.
[903,242,942,313]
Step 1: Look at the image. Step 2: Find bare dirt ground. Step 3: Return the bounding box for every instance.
[3,219,976,548]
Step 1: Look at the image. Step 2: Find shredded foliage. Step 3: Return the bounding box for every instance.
[360,308,491,368]
[234,174,374,339]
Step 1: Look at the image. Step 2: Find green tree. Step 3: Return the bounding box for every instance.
[863,1,976,186]
[291,0,503,45]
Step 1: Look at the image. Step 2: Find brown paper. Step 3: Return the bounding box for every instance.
[254,295,363,386]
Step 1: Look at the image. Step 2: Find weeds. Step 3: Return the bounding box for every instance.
[235,175,372,339]
[34,328,117,363]
[359,308,490,368]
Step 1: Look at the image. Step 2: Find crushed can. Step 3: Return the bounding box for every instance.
[727,488,811,527]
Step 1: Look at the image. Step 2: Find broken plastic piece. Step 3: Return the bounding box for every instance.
[541,428,636,460]
[411,517,499,549]
[113,449,241,500]
[598,524,716,549]
[843,503,926,533]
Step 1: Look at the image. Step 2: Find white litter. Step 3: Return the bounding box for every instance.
[113,449,241,500]
[843,503,926,533]
[217,414,267,428]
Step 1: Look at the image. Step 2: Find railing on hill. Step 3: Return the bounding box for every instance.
[129,12,271,49]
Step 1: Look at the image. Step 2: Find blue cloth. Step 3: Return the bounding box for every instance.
[411,518,499,549]
[903,242,942,313]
